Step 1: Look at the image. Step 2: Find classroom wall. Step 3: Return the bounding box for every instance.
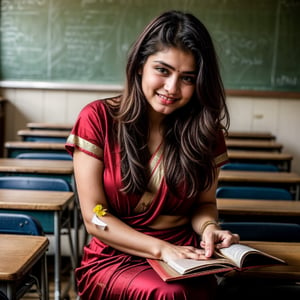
[2,87,300,173]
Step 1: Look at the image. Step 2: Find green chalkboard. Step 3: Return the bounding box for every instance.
[1,0,300,92]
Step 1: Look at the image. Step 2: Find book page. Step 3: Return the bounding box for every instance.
[218,244,258,268]
[166,257,235,275]
[218,244,285,269]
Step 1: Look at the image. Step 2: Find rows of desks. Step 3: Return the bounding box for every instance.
[227,150,293,171]
[218,170,300,200]
[2,123,75,299]
[4,141,293,170]
[0,189,78,300]
[0,158,76,300]
[1,235,299,298]
[1,125,299,298]
[217,198,300,224]
[1,158,299,198]
[17,129,69,143]
[226,139,283,152]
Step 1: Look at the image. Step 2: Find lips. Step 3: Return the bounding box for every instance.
[157,93,178,104]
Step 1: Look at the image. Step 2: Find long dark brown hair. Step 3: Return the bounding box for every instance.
[107,10,229,198]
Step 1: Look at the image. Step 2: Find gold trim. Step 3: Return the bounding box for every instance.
[66,134,103,158]
[148,145,164,192]
[134,145,164,214]
[215,152,228,166]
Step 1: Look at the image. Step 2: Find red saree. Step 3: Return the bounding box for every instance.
[66,99,228,300]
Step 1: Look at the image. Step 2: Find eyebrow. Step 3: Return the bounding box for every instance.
[153,60,197,75]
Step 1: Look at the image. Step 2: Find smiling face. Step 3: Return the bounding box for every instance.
[141,47,197,120]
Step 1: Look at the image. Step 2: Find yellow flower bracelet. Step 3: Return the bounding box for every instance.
[93,204,107,217]
[92,204,108,230]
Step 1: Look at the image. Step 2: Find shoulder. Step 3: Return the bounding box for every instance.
[78,95,120,123]
[81,96,118,114]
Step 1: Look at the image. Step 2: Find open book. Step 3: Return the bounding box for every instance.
[147,243,286,282]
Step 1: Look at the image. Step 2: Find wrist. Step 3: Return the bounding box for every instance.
[199,220,220,236]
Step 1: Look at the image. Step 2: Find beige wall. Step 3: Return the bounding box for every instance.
[2,87,300,173]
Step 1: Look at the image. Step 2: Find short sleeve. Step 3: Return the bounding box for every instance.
[214,130,229,168]
[65,100,110,160]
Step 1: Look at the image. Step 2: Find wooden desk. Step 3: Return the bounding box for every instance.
[5,141,67,158]
[227,150,293,171]
[217,198,300,223]
[227,131,276,140]
[218,170,300,200]
[0,189,77,300]
[0,98,7,157]
[0,234,49,300]
[226,139,283,152]
[231,241,300,280]
[0,158,73,185]
[27,122,73,131]
[17,129,69,143]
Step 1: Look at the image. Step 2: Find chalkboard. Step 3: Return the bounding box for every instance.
[1,0,300,92]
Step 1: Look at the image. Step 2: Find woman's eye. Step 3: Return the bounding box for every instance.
[155,67,169,75]
[182,76,196,84]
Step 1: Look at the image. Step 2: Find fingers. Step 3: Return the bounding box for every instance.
[201,230,240,256]
[203,239,215,258]
[181,246,206,259]
[215,232,240,249]
[162,245,207,263]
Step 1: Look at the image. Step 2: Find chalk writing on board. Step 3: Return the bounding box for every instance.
[0,0,299,92]
[276,75,298,87]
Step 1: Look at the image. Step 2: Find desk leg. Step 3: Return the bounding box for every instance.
[41,253,49,300]
[74,196,79,267]
[54,211,61,300]
[6,284,16,300]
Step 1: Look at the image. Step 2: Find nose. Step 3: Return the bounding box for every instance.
[164,75,179,94]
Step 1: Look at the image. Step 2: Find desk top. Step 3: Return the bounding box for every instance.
[219,170,300,184]
[227,131,275,140]
[18,129,70,138]
[227,150,293,161]
[0,158,73,174]
[5,141,66,150]
[226,139,283,151]
[217,198,300,217]
[235,241,300,280]
[0,234,49,281]
[0,189,74,211]
[27,122,73,131]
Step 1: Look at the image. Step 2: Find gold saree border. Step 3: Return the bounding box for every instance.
[215,152,228,167]
[67,134,103,158]
[134,145,164,214]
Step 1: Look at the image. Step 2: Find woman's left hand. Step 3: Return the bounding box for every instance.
[200,226,240,257]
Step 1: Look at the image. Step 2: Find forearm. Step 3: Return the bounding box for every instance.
[84,212,168,259]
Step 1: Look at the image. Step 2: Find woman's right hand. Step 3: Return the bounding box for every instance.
[160,243,207,263]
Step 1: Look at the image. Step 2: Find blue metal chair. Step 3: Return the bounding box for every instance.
[0,176,72,192]
[0,175,73,232]
[220,222,300,242]
[221,162,279,172]
[0,212,48,300]
[16,152,72,160]
[21,136,66,143]
[0,212,43,236]
[216,186,293,200]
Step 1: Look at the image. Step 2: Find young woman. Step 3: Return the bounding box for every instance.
[66,10,239,300]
